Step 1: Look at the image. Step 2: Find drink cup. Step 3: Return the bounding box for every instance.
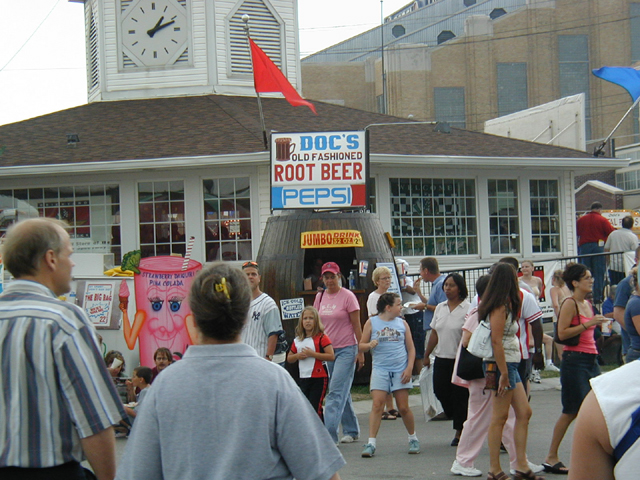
[134,256,202,367]
[274,137,296,161]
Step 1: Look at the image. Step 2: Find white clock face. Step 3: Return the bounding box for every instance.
[121,0,188,67]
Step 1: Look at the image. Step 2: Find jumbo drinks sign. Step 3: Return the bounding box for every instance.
[270,131,369,209]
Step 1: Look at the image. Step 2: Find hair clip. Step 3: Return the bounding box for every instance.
[215,277,231,299]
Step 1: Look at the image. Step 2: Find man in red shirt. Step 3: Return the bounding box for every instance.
[576,201,615,303]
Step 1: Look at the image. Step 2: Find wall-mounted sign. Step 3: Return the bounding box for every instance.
[301,230,364,249]
[271,131,369,209]
[76,281,119,329]
[280,298,305,320]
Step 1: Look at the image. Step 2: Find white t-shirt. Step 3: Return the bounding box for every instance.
[605,228,639,272]
[367,291,382,317]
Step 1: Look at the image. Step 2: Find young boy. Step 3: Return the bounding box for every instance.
[124,366,152,421]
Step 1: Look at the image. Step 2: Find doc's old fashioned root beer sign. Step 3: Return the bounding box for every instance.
[271,131,369,209]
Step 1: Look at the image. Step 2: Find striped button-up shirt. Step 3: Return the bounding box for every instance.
[0,280,126,468]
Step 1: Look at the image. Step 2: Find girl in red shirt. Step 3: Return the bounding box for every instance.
[288,306,335,420]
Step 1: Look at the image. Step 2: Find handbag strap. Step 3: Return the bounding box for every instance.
[560,297,581,327]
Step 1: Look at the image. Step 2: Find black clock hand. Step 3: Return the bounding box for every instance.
[153,19,175,33]
[146,16,165,37]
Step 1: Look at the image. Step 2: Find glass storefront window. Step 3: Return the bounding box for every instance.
[488,179,520,254]
[530,179,560,253]
[203,177,252,261]
[390,178,477,256]
[0,185,122,262]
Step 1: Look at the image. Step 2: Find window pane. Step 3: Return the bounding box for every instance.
[497,63,528,117]
[488,179,520,254]
[529,180,560,253]
[434,87,466,129]
[138,181,185,257]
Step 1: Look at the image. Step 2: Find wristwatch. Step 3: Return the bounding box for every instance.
[534,348,542,354]
[267,355,273,360]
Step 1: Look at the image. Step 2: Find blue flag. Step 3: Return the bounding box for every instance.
[592,66,640,102]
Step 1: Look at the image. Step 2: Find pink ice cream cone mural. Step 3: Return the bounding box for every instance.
[120,256,202,367]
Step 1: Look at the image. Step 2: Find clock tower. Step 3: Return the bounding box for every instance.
[80,0,301,102]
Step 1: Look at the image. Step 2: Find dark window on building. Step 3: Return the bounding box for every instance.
[434,87,466,129]
[497,63,528,117]
[631,3,640,63]
[490,8,506,19]
[558,35,591,139]
[437,30,456,44]
[392,24,406,38]
[464,0,476,6]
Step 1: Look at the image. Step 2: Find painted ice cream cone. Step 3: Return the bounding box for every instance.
[119,279,130,310]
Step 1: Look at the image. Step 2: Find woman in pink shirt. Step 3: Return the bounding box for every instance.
[314,262,364,445]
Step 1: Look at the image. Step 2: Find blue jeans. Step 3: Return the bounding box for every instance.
[578,242,606,303]
[324,345,359,443]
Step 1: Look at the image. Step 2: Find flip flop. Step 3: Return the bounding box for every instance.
[388,409,402,418]
[542,462,568,475]
[381,411,397,420]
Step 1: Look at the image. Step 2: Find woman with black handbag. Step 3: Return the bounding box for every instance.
[542,263,607,476]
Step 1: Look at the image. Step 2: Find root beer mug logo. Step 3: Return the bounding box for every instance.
[275,137,296,161]
[270,131,368,210]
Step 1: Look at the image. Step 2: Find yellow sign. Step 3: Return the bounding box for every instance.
[301,230,364,249]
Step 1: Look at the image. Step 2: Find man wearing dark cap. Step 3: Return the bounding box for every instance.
[577,202,615,303]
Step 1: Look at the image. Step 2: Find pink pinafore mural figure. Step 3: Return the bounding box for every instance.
[120,250,202,367]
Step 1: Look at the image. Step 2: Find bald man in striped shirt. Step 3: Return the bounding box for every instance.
[0,218,126,480]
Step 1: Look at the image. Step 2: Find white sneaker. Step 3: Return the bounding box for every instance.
[530,370,541,384]
[545,363,560,373]
[451,460,482,477]
[510,461,545,475]
[340,435,358,443]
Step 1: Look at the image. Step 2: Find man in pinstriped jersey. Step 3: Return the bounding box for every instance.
[0,218,127,480]
[241,261,284,364]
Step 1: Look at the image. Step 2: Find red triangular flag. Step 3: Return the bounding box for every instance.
[249,38,317,115]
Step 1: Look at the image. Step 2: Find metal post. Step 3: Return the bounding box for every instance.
[243,15,269,150]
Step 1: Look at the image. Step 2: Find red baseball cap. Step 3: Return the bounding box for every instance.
[321,262,341,275]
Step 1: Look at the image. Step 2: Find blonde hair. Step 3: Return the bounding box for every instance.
[372,266,392,286]
[552,269,565,286]
[295,306,324,340]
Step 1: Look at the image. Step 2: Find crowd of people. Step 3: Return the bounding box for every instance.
[1,214,639,480]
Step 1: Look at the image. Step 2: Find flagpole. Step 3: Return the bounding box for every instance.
[243,15,269,150]
[593,95,640,157]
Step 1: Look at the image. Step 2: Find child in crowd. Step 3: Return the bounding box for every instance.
[287,306,335,420]
[359,292,419,457]
[124,366,153,423]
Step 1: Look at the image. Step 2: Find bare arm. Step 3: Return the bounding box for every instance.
[359,319,374,352]
[423,329,438,366]
[530,318,544,370]
[550,286,562,318]
[80,427,117,480]
[568,391,615,480]
[489,305,510,395]
[614,306,628,330]
[461,329,472,348]
[265,333,277,359]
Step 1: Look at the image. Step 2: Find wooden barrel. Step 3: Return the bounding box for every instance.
[256,210,397,383]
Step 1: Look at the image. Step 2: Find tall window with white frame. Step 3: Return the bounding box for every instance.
[530,180,560,253]
[488,179,519,254]
[390,178,477,256]
[138,181,186,258]
[203,177,252,262]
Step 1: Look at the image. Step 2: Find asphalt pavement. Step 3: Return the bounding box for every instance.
[112,376,573,479]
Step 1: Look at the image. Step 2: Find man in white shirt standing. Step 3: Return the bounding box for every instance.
[604,215,639,285]
[242,261,285,364]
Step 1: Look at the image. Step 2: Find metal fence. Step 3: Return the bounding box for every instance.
[407,251,629,312]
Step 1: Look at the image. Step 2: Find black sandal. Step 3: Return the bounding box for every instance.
[388,408,402,418]
[514,470,545,480]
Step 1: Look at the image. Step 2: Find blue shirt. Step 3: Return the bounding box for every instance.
[614,275,634,308]
[624,295,640,351]
[424,274,447,330]
[370,316,408,372]
[602,297,614,316]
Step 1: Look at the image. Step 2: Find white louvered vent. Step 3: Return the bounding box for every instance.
[175,47,189,64]
[122,52,137,68]
[229,0,281,74]
[121,0,133,13]
[88,4,100,91]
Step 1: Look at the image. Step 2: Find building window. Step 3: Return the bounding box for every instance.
[488,179,520,254]
[369,177,377,214]
[490,8,506,19]
[631,3,640,63]
[434,87,466,128]
[497,63,528,117]
[203,177,252,262]
[229,0,281,75]
[617,170,640,191]
[0,185,122,262]
[558,35,591,139]
[138,181,186,258]
[530,180,560,253]
[437,30,456,44]
[392,24,406,38]
[390,178,477,256]
[464,0,476,6]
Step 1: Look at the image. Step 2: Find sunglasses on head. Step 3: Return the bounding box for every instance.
[242,261,259,269]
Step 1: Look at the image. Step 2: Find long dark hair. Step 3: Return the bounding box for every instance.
[478,263,521,321]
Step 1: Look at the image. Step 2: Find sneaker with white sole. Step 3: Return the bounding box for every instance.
[408,439,420,454]
[530,369,541,384]
[361,443,376,457]
[450,460,482,477]
[510,461,545,475]
[340,435,358,443]
[545,363,560,373]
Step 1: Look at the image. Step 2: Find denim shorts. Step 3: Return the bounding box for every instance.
[484,361,521,390]
[370,367,411,393]
[561,350,600,414]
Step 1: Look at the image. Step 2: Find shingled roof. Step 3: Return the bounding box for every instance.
[0,94,594,167]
